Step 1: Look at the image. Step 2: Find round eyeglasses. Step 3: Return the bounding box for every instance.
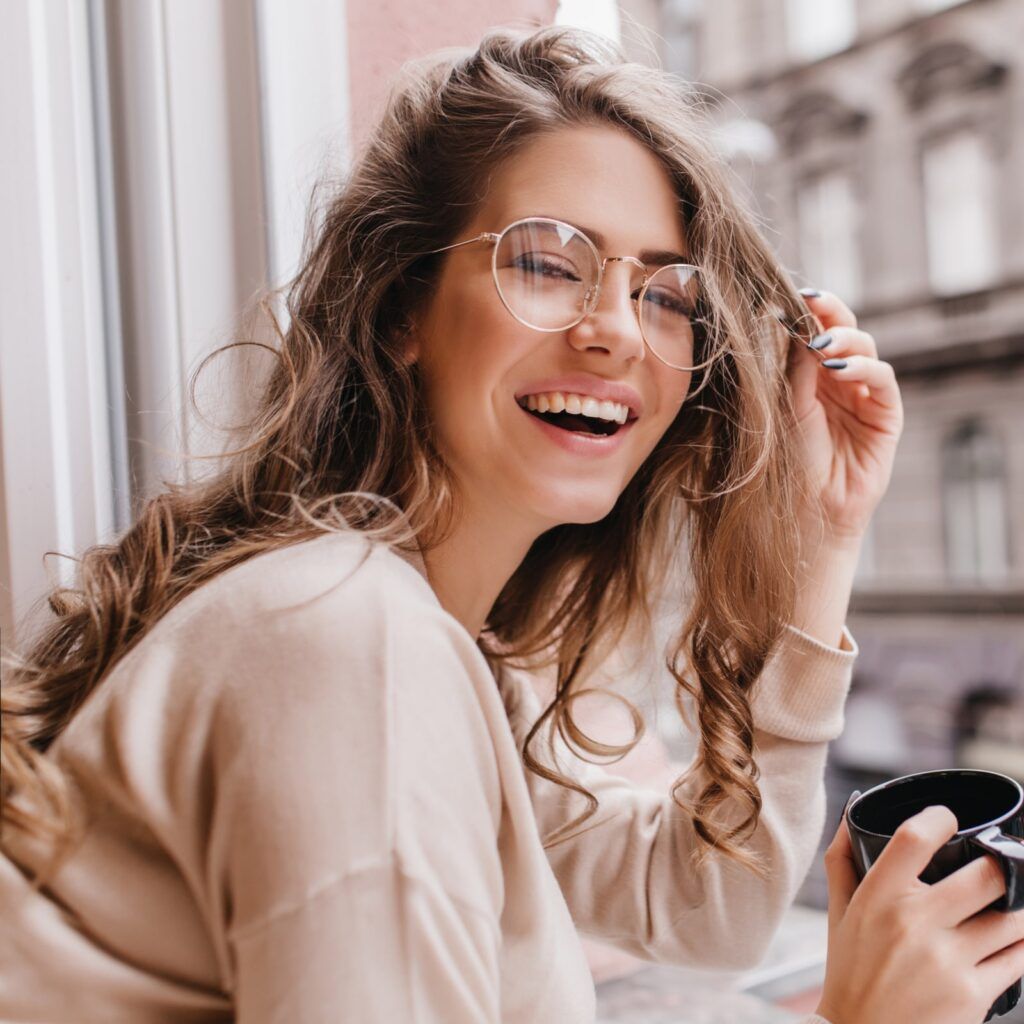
[429,216,703,372]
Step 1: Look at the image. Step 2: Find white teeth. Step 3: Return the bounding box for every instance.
[518,391,631,424]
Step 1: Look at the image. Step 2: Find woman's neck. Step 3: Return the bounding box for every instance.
[420,498,540,640]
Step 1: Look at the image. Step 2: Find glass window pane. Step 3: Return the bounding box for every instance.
[974,477,1009,579]
[922,131,999,295]
[797,171,862,306]
[943,422,1010,581]
[945,478,978,579]
[786,0,856,60]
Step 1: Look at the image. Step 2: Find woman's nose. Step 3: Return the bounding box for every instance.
[566,262,646,363]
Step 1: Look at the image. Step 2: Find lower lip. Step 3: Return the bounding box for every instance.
[518,405,635,456]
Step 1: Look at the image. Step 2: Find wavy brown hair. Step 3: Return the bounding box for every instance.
[2,25,821,888]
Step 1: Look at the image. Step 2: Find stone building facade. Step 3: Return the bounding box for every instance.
[629,0,1024,910]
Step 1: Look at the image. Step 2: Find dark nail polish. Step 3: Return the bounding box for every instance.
[799,287,821,298]
[809,332,833,350]
[822,358,848,370]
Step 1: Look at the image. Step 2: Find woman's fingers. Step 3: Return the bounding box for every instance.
[975,935,1024,1006]
[806,326,878,361]
[818,354,902,414]
[799,288,858,330]
[788,294,891,417]
[957,904,1024,965]
[861,806,960,903]
[931,853,1010,929]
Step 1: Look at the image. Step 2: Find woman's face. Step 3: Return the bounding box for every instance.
[410,125,694,533]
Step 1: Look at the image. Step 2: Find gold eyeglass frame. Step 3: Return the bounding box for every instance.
[429,216,702,372]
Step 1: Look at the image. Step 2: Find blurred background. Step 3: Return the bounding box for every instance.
[2,0,1023,1020]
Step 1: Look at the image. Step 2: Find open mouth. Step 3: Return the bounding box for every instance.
[523,407,621,436]
[515,393,634,438]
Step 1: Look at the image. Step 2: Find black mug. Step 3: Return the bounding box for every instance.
[845,769,1024,1021]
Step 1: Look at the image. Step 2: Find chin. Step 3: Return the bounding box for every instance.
[532,486,621,528]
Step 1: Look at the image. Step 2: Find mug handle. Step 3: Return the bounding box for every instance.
[968,825,1024,912]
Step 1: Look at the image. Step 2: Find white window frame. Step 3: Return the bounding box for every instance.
[0,0,117,643]
[255,0,352,292]
[0,0,351,645]
[105,0,351,512]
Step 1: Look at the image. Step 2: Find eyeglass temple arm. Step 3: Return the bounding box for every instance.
[428,232,501,255]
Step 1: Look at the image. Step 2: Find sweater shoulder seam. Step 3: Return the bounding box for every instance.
[226,850,501,944]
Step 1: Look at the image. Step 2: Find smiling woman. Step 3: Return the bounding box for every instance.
[410,128,704,573]
[0,23,924,1024]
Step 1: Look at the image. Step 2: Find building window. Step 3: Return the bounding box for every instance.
[943,421,1010,582]
[555,0,621,43]
[922,130,998,296]
[661,0,702,80]
[797,170,862,307]
[786,0,856,61]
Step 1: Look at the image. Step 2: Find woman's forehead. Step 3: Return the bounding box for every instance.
[476,125,688,256]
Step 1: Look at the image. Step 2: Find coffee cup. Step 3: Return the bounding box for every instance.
[845,769,1024,1021]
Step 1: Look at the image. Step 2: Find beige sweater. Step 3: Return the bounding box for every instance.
[0,531,853,1023]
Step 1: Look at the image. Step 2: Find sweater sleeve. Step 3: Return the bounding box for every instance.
[498,623,857,973]
[205,552,506,1023]
[228,857,502,1024]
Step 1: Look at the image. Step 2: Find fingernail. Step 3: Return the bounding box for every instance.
[822,358,848,370]
[799,287,821,298]
[809,332,833,350]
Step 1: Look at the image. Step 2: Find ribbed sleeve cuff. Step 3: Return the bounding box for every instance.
[798,1015,834,1024]
[748,623,859,744]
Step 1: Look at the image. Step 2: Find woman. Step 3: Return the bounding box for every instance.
[3,25,1021,1024]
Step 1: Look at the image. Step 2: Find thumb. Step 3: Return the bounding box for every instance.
[786,334,823,421]
[824,792,862,933]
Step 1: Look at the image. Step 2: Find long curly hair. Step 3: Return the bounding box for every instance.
[2,25,820,887]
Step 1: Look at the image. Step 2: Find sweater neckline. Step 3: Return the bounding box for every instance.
[390,540,429,583]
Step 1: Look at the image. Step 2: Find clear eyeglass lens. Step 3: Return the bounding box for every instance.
[494,220,597,331]
[639,264,700,370]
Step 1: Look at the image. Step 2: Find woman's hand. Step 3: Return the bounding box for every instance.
[786,289,904,544]
[815,806,1024,1024]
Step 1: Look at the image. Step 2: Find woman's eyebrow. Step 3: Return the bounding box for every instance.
[637,247,695,267]
[544,217,693,266]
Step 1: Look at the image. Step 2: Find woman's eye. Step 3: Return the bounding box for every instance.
[643,288,694,316]
[513,254,580,280]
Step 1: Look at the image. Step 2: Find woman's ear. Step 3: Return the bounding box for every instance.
[399,322,420,366]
